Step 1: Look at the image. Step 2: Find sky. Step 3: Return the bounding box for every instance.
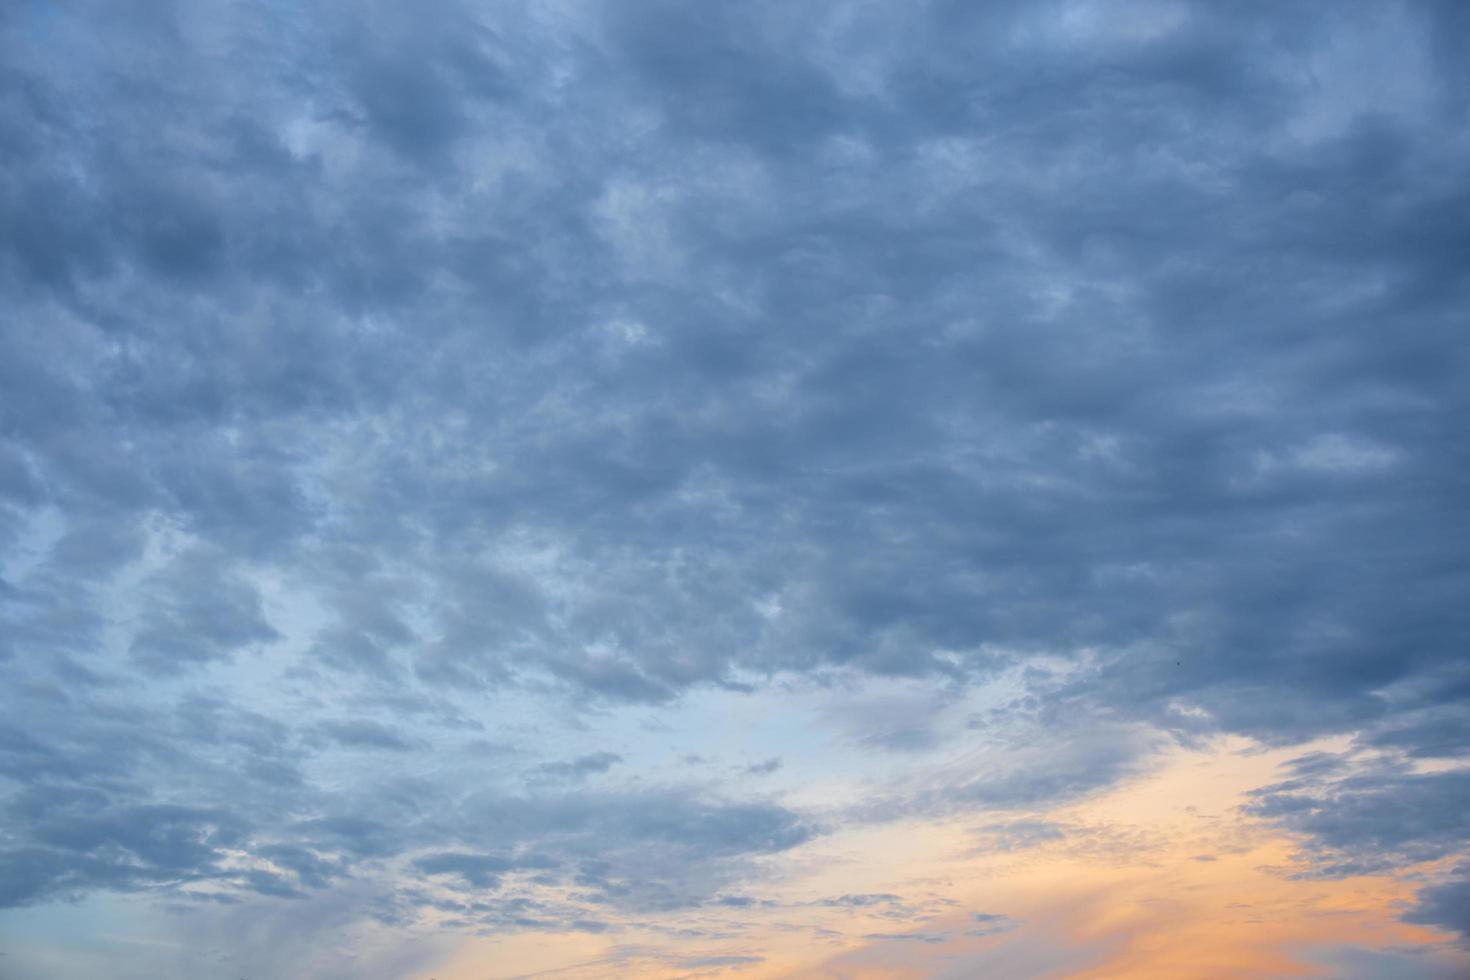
[0,1,1468,977]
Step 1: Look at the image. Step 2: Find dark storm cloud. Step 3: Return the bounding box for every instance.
[0,0,1466,960]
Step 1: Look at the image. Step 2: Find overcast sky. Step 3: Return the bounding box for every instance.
[1,1,1468,977]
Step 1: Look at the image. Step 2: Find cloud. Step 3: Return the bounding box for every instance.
[412,852,516,889]
[0,0,1465,973]
[816,893,904,909]
[1244,767,1470,878]
[1244,758,1470,944]
[968,912,1018,937]
[314,719,419,752]
[1405,865,1470,948]
[681,954,764,968]
[1361,709,1470,759]
[3,0,1462,714]
[535,751,624,780]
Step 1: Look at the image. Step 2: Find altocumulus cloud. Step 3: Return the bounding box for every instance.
[0,0,1467,975]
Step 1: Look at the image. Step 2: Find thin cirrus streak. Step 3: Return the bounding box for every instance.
[0,0,1467,978]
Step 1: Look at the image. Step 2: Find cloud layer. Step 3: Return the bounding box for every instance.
[1,0,1466,976]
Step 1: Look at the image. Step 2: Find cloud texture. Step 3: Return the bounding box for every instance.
[0,0,1466,976]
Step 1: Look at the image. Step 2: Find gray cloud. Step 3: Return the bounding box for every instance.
[0,0,1466,969]
[412,851,517,889]
[742,757,782,776]
[535,751,624,780]
[313,719,420,752]
[1405,865,1470,948]
[1245,767,1470,875]
[967,912,1018,938]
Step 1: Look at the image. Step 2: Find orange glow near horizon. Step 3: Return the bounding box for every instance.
[416,739,1470,979]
